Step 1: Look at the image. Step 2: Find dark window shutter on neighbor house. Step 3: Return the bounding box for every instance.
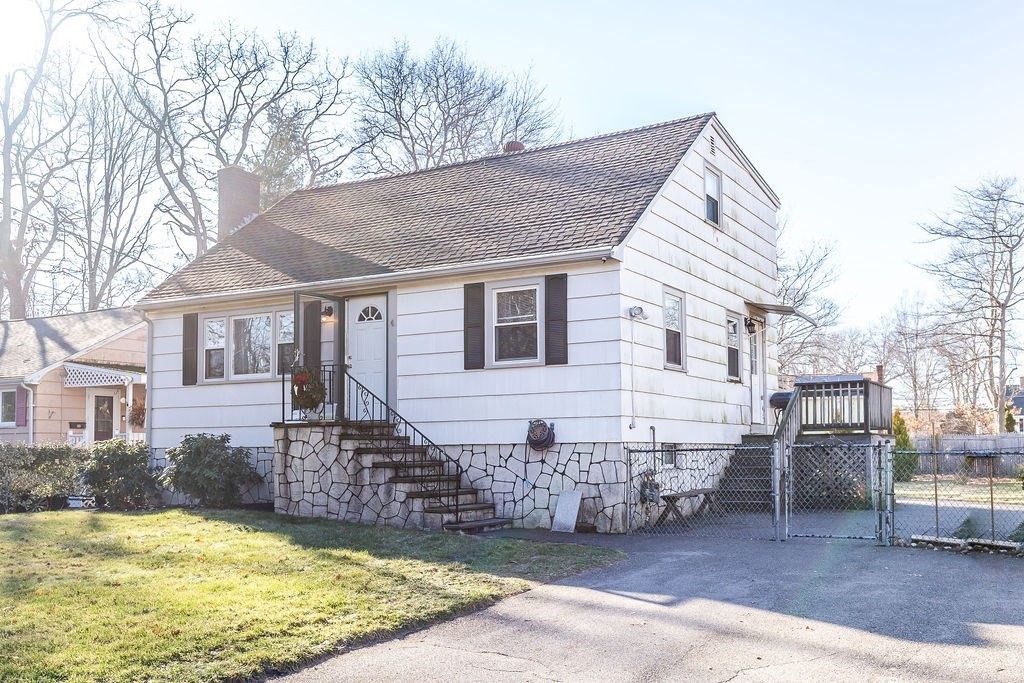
[303,300,322,369]
[14,386,27,427]
[182,313,198,386]
[464,283,485,369]
[545,274,568,365]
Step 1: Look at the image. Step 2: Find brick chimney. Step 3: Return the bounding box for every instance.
[876,364,885,385]
[217,166,261,242]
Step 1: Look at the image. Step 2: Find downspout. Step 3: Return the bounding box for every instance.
[18,381,34,445]
[141,311,155,447]
[627,306,648,430]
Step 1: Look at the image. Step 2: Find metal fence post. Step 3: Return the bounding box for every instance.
[885,441,895,546]
[932,451,940,538]
[625,446,633,536]
[771,440,780,542]
[989,456,996,543]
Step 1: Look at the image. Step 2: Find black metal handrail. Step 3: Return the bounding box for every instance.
[280,364,467,523]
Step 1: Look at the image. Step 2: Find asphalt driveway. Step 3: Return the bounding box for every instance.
[280,531,1024,682]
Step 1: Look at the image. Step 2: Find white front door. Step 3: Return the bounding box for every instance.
[86,389,121,443]
[346,295,388,417]
[749,324,766,425]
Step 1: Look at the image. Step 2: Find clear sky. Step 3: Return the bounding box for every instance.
[3,1,1024,327]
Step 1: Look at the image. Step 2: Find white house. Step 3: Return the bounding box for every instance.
[137,112,794,531]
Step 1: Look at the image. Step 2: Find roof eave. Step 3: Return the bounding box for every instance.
[137,246,619,311]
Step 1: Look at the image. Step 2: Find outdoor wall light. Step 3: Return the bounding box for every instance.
[321,305,334,321]
[744,317,757,334]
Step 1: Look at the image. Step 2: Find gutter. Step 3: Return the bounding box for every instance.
[18,381,34,445]
[141,310,155,448]
[135,246,618,311]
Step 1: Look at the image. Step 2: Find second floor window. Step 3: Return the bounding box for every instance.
[705,166,721,225]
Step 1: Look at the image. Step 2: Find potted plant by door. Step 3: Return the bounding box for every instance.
[291,367,326,420]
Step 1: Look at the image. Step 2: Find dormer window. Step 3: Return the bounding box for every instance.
[705,166,721,225]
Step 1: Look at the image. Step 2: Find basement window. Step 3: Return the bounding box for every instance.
[705,166,721,226]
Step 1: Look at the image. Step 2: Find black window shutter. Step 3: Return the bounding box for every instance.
[464,283,485,369]
[182,313,198,386]
[303,300,322,369]
[545,273,568,365]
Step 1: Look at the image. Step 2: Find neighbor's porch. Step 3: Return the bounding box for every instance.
[61,362,146,445]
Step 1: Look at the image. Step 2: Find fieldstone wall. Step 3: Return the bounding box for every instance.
[444,443,628,533]
[273,425,437,529]
[150,446,274,505]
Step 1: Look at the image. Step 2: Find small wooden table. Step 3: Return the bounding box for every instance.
[653,488,717,527]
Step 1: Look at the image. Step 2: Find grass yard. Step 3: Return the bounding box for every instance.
[896,476,1024,505]
[0,509,621,682]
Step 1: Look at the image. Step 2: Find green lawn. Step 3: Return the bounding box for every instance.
[896,476,1024,505]
[0,509,621,682]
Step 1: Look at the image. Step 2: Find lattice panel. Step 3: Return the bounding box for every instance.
[64,364,128,388]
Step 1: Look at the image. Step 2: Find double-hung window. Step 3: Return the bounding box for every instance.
[705,166,722,225]
[493,286,539,362]
[0,390,15,426]
[277,311,295,374]
[204,318,226,380]
[231,315,272,376]
[726,315,741,380]
[664,290,685,370]
[201,310,292,381]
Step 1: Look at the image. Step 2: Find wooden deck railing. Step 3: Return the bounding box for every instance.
[796,378,892,434]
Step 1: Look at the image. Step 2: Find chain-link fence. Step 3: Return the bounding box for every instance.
[626,443,779,539]
[891,451,1024,546]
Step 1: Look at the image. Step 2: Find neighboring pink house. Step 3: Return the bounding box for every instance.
[0,308,146,445]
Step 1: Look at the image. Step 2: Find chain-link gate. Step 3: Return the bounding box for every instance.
[787,441,888,541]
[626,440,892,544]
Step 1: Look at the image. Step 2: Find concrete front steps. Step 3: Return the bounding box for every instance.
[359,430,511,533]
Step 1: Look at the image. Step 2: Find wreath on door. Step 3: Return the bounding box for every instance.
[291,367,326,411]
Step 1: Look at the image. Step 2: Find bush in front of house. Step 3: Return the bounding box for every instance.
[82,440,159,510]
[0,443,91,513]
[161,433,261,508]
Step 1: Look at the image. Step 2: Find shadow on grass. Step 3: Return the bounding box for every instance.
[176,507,622,584]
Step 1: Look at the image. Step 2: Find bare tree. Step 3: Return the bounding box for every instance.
[776,231,840,375]
[0,0,109,318]
[106,2,356,256]
[921,178,1024,435]
[59,78,159,309]
[353,39,559,176]
[879,299,947,417]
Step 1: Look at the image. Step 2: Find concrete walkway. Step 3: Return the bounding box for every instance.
[280,531,1024,682]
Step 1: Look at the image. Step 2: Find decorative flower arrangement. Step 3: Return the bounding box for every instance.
[128,400,146,428]
[291,367,326,412]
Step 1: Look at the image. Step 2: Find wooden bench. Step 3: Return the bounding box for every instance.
[653,488,717,527]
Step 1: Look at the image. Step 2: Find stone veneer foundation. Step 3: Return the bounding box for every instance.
[273,423,630,533]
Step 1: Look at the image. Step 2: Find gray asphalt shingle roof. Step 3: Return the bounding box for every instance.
[0,308,142,379]
[141,113,714,303]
